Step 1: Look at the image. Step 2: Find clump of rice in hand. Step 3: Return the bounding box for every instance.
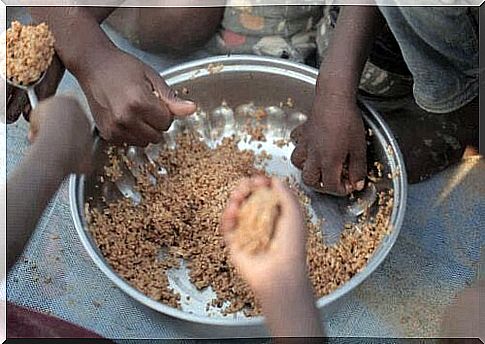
[4,21,55,85]
[233,186,281,254]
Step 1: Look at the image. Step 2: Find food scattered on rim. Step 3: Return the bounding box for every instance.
[286,97,294,108]
[4,21,55,85]
[207,63,224,74]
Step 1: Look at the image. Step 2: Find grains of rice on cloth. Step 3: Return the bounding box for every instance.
[4,21,55,85]
[88,131,393,316]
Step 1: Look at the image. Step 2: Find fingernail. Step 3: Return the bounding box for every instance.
[356,180,365,191]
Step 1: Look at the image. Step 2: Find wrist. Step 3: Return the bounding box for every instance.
[260,278,323,337]
[316,73,358,102]
[70,40,119,83]
[256,267,309,302]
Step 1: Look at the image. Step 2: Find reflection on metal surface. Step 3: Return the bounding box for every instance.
[70,55,407,326]
[346,183,378,217]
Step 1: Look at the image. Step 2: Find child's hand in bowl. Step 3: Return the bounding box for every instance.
[221,176,308,298]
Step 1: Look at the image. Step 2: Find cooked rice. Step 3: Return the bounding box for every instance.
[5,21,55,85]
[88,123,393,316]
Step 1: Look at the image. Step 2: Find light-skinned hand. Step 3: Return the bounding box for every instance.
[221,176,308,298]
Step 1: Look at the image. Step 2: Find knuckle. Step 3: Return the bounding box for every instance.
[150,133,163,144]
[159,116,173,131]
[125,94,144,112]
[291,147,306,169]
[301,173,312,185]
[290,150,299,163]
[138,139,149,147]
[290,125,304,141]
[113,113,125,126]
[127,101,141,113]
[302,168,319,186]
[332,188,347,197]
[318,152,336,168]
[101,129,113,142]
[164,87,177,100]
[321,181,338,195]
[290,131,299,143]
[114,111,133,126]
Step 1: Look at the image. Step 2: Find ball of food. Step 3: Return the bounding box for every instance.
[5,21,55,85]
[233,186,281,254]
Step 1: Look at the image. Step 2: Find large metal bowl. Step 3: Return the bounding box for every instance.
[70,55,407,326]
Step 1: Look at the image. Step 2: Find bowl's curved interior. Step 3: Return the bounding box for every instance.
[70,55,406,326]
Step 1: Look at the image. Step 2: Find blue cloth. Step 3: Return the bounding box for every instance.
[378,6,479,113]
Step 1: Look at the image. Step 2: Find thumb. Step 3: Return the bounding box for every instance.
[163,92,197,117]
[271,178,296,215]
[149,73,196,117]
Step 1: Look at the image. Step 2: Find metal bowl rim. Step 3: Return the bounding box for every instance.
[70,54,407,326]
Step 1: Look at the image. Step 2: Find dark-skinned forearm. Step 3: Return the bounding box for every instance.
[318,5,385,100]
[6,146,69,272]
[29,7,119,78]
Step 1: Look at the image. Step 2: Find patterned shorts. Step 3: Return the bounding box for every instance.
[211,5,414,100]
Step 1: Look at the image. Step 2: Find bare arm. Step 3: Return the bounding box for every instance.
[4,96,93,273]
[259,275,323,338]
[29,7,117,78]
[318,5,385,99]
[27,6,196,146]
[6,144,71,271]
[221,177,324,337]
[291,6,385,196]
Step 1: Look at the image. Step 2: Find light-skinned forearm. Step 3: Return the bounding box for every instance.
[5,145,70,272]
[259,272,324,337]
[318,5,384,101]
